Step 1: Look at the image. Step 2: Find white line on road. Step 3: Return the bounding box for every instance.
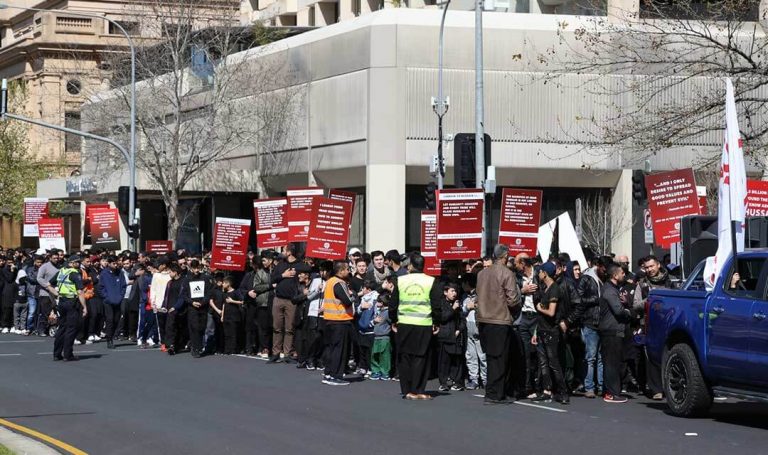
[36,351,96,355]
[0,353,22,356]
[233,354,268,361]
[0,340,45,343]
[514,401,568,413]
[685,433,698,437]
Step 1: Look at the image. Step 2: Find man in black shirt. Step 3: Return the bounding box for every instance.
[269,244,300,363]
[533,262,569,404]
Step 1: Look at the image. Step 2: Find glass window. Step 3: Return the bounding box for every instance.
[723,258,766,299]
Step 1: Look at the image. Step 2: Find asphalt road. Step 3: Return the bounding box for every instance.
[1,334,767,455]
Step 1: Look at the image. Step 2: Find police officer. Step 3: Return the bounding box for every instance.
[50,255,87,361]
[389,253,442,400]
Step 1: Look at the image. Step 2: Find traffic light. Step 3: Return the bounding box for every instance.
[632,169,647,204]
[453,133,492,188]
[425,181,437,210]
[128,223,140,239]
[118,186,135,215]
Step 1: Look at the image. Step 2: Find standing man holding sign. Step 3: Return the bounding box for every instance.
[50,255,87,361]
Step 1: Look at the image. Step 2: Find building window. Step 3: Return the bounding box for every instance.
[64,112,82,154]
[109,21,139,36]
[66,79,82,95]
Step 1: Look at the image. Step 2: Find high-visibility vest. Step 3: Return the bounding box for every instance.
[56,268,79,299]
[397,273,434,326]
[322,276,353,321]
[81,268,94,300]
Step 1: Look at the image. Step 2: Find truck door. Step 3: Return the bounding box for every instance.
[748,275,768,387]
[706,257,766,383]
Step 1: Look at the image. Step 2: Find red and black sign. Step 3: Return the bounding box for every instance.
[646,169,700,248]
[89,208,122,252]
[306,197,353,260]
[746,180,768,217]
[84,203,111,245]
[286,187,324,242]
[38,218,66,252]
[23,198,49,237]
[145,240,173,254]
[420,211,441,276]
[498,188,542,257]
[436,188,484,260]
[254,198,289,249]
[210,217,251,271]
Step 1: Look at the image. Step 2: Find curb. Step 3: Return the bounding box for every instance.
[0,425,61,455]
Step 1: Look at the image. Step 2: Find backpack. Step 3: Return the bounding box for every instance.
[358,304,375,332]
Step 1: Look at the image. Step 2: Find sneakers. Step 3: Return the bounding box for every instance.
[603,394,628,404]
[450,384,466,392]
[266,355,282,364]
[466,381,479,391]
[370,373,381,381]
[137,340,144,347]
[305,362,316,371]
[555,394,571,405]
[584,391,597,399]
[380,375,390,381]
[438,385,451,392]
[652,393,664,401]
[322,377,350,386]
[531,393,553,403]
[257,351,269,359]
[1,328,9,334]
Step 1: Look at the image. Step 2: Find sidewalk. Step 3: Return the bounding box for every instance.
[0,426,61,455]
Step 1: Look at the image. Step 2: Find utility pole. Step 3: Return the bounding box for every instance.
[432,0,452,190]
[475,0,487,254]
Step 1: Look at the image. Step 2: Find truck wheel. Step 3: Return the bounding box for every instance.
[662,343,712,417]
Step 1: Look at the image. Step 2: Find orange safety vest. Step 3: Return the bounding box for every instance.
[322,276,353,322]
[81,268,94,300]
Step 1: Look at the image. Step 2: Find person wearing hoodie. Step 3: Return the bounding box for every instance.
[633,255,672,400]
[558,260,585,393]
[23,255,42,334]
[164,264,187,355]
[574,256,611,398]
[184,260,211,358]
[97,256,127,349]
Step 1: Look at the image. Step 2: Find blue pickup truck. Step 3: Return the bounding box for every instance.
[646,250,768,417]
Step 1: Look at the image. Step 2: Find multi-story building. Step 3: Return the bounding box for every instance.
[0,0,240,247]
[36,0,768,262]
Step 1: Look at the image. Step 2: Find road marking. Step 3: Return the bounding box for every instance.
[0,353,22,356]
[685,433,698,437]
[0,417,87,455]
[514,401,568,413]
[36,351,95,355]
[0,340,45,343]
[233,354,267,361]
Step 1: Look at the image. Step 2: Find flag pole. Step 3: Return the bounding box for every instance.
[728,78,739,265]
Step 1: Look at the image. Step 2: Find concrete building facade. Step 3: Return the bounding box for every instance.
[38,5,767,261]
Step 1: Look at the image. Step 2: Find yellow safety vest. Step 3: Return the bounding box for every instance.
[397,273,434,326]
[56,267,79,299]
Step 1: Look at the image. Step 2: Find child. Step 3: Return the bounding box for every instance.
[221,276,244,355]
[12,268,28,334]
[205,272,226,355]
[370,293,392,381]
[462,274,486,390]
[437,282,466,392]
[355,280,378,376]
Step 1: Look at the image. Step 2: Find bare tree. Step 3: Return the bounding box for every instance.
[538,0,767,171]
[579,192,633,254]
[81,1,304,241]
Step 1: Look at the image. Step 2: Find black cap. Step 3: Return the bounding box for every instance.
[67,254,82,263]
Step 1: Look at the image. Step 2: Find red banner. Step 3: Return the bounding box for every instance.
[306,197,353,260]
[329,189,356,216]
[287,187,324,242]
[23,198,49,237]
[89,208,122,252]
[498,188,542,257]
[436,188,484,260]
[84,203,111,245]
[420,211,441,276]
[253,198,289,249]
[38,218,66,252]
[646,169,700,248]
[211,217,251,271]
[145,240,173,253]
[746,180,768,217]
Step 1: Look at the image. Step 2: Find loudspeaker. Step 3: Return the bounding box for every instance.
[681,216,768,276]
[681,216,718,276]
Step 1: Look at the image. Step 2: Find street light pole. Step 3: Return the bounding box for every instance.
[433,0,452,190]
[475,0,487,254]
[0,3,138,250]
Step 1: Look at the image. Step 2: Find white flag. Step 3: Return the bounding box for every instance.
[704,78,747,289]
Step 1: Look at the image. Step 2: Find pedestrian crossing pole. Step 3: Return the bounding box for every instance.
[475,0,487,255]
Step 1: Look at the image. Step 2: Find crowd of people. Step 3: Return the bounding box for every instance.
[0,242,675,405]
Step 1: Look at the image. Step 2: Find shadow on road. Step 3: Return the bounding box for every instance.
[640,401,768,430]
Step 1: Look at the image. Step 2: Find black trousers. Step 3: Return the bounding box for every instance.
[479,323,512,401]
[244,303,259,354]
[36,296,55,334]
[256,306,272,353]
[645,348,663,395]
[165,310,188,351]
[188,308,208,354]
[104,303,121,340]
[398,352,431,395]
[601,334,624,397]
[437,342,464,386]
[53,299,81,359]
[87,298,104,337]
[297,317,324,364]
[324,321,352,379]
[125,300,139,340]
[358,333,374,371]
[223,318,241,354]
[517,314,539,394]
[536,329,568,394]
